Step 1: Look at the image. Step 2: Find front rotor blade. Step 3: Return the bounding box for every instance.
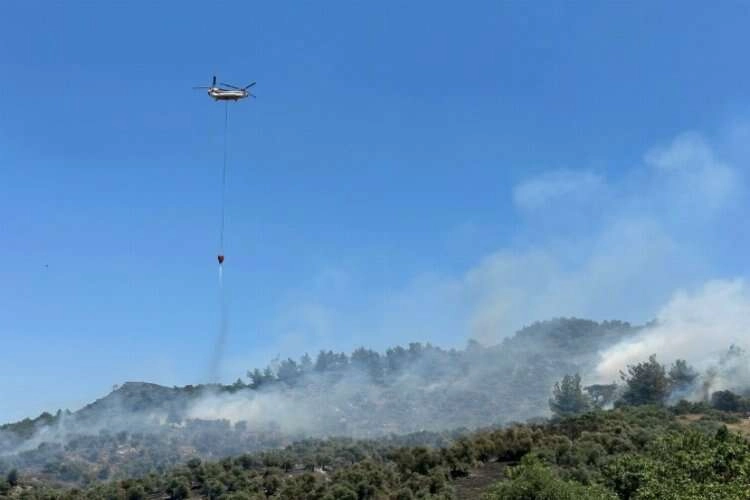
[193,86,211,89]
[221,82,241,90]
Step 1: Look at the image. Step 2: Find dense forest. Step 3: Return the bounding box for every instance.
[4,318,750,498]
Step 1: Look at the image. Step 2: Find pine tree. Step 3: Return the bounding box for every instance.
[549,373,592,417]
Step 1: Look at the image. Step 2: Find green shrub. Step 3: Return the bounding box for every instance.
[482,456,617,500]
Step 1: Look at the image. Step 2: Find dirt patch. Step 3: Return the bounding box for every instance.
[453,461,514,499]
[677,413,750,437]
[726,418,750,437]
[676,413,705,423]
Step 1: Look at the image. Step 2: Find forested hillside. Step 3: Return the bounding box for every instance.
[4,318,750,498]
[0,319,637,487]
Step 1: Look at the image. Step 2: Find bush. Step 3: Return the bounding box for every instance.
[126,484,146,500]
[168,477,191,500]
[482,456,617,500]
[323,483,358,500]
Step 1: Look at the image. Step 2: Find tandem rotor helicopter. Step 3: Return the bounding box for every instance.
[193,75,256,101]
[193,75,256,267]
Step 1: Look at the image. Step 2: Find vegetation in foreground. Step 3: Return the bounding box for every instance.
[5,326,750,498]
[5,402,750,499]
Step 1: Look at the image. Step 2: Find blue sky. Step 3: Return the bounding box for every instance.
[1,1,749,422]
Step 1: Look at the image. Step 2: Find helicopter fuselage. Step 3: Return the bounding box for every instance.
[208,88,248,101]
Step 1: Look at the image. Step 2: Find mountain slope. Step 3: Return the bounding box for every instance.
[0,318,640,486]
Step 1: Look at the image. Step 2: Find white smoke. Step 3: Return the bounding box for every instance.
[247,127,747,360]
[187,389,315,434]
[595,279,750,383]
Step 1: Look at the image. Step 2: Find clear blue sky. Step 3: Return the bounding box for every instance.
[2,1,749,422]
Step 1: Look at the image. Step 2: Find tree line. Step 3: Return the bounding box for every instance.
[7,349,750,498]
[550,349,750,418]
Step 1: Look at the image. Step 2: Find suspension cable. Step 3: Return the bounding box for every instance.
[220,101,228,255]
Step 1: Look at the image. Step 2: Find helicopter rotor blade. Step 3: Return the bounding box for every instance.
[193,86,211,89]
[220,82,241,90]
[212,75,216,87]
[244,82,256,89]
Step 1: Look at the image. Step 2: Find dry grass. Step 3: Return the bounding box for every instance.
[676,413,750,437]
[676,413,705,423]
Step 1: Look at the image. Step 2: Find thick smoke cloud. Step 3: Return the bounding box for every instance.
[595,279,750,383]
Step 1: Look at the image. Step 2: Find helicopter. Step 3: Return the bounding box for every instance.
[193,75,256,101]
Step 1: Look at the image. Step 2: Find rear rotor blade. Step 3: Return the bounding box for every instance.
[221,82,241,90]
[244,82,256,89]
